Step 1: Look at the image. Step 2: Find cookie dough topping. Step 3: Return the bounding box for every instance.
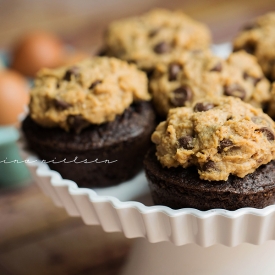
[150,50,270,117]
[104,9,211,71]
[268,83,275,119]
[29,57,150,132]
[233,12,275,81]
[152,97,275,181]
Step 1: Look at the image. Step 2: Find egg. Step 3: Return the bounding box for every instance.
[0,69,29,125]
[11,31,65,77]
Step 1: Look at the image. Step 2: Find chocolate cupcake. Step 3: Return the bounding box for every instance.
[144,97,275,210]
[22,57,156,187]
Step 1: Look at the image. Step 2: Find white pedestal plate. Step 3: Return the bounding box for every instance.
[20,150,275,275]
[121,239,275,275]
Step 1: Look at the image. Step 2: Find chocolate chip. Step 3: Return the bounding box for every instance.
[267,60,275,81]
[242,22,259,31]
[63,66,80,81]
[170,86,193,107]
[224,84,246,100]
[145,68,155,79]
[89,80,102,90]
[202,161,216,171]
[218,139,234,152]
[127,60,136,64]
[243,72,262,86]
[242,41,256,55]
[178,136,194,150]
[210,62,222,72]
[53,99,72,110]
[269,59,275,68]
[168,63,182,81]
[194,102,214,112]
[56,82,60,88]
[256,127,275,141]
[67,115,90,134]
[97,47,107,56]
[149,28,160,37]
[154,42,171,54]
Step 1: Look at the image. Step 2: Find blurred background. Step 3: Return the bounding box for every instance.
[2,0,275,51]
[1,0,275,275]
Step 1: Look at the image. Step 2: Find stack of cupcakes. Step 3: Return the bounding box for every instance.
[23,9,275,210]
[23,9,212,188]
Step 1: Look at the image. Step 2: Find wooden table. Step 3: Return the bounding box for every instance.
[0,184,131,275]
[1,1,275,274]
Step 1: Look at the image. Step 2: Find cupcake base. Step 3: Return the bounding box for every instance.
[22,101,156,188]
[144,147,275,210]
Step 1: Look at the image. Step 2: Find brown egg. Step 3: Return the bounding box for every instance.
[11,31,65,77]
[0,69,29,125]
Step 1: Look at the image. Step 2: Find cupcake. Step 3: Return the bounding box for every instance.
[150,50,270,118]
[233,12,275,81]
[144,97,275,210]
[103,9,211,74]
[22,57,156,187]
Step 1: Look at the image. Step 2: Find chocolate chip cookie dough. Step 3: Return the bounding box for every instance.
[233,12,275,81]
[151,97,275,181]
[268,83,275,119]
[30,57,150,133]
[150,50,270,117]
[103,9,211,72]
